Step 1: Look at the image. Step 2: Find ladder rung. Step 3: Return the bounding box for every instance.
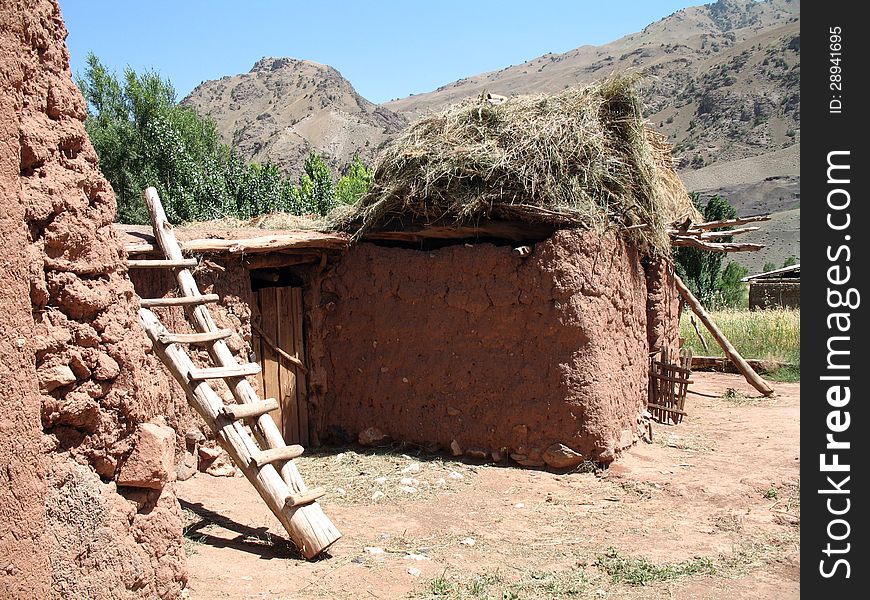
[221,398,279,420]
[140,294,219,308]
[128,258,198,269]
[157,329,233,345]
[250,445,304,468]
[188,363,261,380]
[285,487,326,508]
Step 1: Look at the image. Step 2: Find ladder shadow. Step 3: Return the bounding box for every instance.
[180,499,312,560]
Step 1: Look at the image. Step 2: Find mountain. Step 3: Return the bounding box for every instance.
[183,57,407,177]
[386,0,799,171]
[382,0,800,270]
[184,0,799,270]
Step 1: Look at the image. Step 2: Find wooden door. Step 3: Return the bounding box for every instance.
[251,286,309,444]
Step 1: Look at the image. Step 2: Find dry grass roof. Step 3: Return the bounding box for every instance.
[339,76,699,255]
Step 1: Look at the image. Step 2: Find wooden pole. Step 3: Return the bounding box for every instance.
[673,274,775,397]
[141,187,340,558]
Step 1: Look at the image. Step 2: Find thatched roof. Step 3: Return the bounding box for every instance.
[339,76,700,255]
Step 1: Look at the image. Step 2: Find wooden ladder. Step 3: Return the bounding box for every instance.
[130,187,340,559]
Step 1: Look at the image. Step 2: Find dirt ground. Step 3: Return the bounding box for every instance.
[176,372,799,599]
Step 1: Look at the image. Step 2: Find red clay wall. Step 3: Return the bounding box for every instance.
[645,257,682,358]
[310,229,650,464]
[1,2,185,597]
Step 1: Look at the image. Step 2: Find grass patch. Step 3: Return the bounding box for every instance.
[596,548,716,585]
[722,387,772,406]
[414,568,588,599]
[680,308,799,380]
[181,508,208,556]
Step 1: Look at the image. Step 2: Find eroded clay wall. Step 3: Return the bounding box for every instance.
[645,257,682,358]
[311,229,650,464]
[1,2,185,597]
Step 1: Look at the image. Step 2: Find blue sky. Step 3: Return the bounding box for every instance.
[62,1,703,104]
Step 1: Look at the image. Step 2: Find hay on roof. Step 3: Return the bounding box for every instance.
[340,76,699,255]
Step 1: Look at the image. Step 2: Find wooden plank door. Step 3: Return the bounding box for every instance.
[252,286,308,444]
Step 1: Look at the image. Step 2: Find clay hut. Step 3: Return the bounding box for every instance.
[124,80,700,468]
[743,264,800,310]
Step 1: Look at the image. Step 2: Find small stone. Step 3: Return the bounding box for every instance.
[371,491,385,501]
[514,502,525,508]
[460,537,476,546]
[448,471,464,480]
[380,366,389,373]
[434,478,446,486]
[407,567,422,577]
[374,476,388,484]
[364,546,385,555]
[92,352,120,381]
[402,463,420,473]
[510,452,546,468]
[198,444,223,461]
[399,486,417,494]
[402,377,409,383]
[175,451,198,481]
[68,353,91,379]
[465,447,488,459]
[38,364,77,392]
[450,440,462,456]
[597,447,617,464]
[117,421,176,489]
[446,406,461,416]
[205,453,237,477]
[399,477,419,487]
[404,553,431,561]
[185,428,206,445]
[358,426,388,446]
[336,487,347,495]
[542,443,585,469]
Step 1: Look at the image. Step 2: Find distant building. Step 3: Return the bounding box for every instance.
[742,264,800,310]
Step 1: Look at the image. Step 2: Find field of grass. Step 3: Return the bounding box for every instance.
[680,308,800,381]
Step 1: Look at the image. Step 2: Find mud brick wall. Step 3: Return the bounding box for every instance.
[1,2,186,597]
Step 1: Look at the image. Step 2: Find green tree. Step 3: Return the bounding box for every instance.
[77,53,230,223]
[712,261,749,308]
[77,54,326,224]
[335,155,373,205]
[674,193,746,307]
[782,255,798,267]
[298,151,335,216]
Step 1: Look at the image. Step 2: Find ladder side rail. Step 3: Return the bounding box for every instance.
[140,188,341,557]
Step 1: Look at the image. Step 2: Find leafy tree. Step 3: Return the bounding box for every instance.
[77,53,230,223]
[77,54,351,223]
[713,261,749,308]
[298,151,335,216]
[335,155,373,205]
[782,255,798,267]
[674,193,747,308]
